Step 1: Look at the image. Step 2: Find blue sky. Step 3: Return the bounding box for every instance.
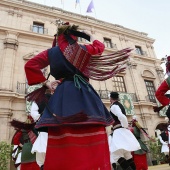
[28,0,170,61]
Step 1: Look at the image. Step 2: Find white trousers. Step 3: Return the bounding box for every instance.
[36,152,46,167]
[17,165,20,170]
[110,149,132,163]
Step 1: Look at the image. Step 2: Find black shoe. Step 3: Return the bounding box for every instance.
[112,163,117,170]
[40,165,44,170]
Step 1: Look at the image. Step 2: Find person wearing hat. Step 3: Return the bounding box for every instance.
[109,92,140,170]
[24,22,132,170]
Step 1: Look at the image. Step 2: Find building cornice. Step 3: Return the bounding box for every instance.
[0,25,53,40]
[1,0,155,43]
[132,54,161,63]
[0,90,25,99]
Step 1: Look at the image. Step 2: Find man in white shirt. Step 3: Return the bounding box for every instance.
[108,92,140,170]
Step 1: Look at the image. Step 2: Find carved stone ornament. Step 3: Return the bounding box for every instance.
[23,51,39,60]
[127,61,137,69]
[4,38,18,50]
[119,35,124,41]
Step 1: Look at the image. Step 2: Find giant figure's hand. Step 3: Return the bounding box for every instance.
[45,80,61,93]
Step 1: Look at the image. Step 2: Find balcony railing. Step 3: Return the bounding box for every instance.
[104,42,117,50]
[96,90,138,102]
[16,82,138,102]
[135,49,148,56]
[30,25,48,34]
[17,82,27,94]
[145,95,156,103]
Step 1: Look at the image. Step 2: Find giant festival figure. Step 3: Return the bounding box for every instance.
[24,22,132,170]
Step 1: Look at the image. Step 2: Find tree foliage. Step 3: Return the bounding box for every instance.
[0,141,12,170]
[147,137,166,164]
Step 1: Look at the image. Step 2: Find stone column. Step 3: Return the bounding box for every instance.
[0,31,18,91]
[0,94,13,142]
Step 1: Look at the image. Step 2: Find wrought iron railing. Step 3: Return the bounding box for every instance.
[16,82,138,102]
[30,25,48,34]
[145,95,156,103]
[17,82,27,94]
[96,90,138,102]
[135,49,148,56]
[103,42,117,50]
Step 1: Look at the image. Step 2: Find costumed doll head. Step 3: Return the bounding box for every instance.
[53,22,90,48]
[57,22,79,44]
[53,22,92,76]
[52,22,79,48]
[165,55,170,76]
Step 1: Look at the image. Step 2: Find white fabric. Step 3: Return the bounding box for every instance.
[159,135,168,145]
[31,132,48,153]
[30,102,40,122]
[31,132,48,167]
[12,145,18,158]
[109,128,140,153]
[15,152,21,164]
[168,125,170,144]
[110,105,128,128]
[110,148,132,163]
[17,165,20,170]
[159,135,169,153]
[36,152,46,167]
[30,102,48,167]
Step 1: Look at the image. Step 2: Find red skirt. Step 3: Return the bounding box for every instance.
[132,153,148,170]
[20,162,39,170]
[44,125,111,170]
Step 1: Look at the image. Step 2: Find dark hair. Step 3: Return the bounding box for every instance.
[110,92,119,100]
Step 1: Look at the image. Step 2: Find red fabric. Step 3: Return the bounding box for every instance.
[12,131,22,145]
[44,126,111,170]
[25,40,104,86]
[20,162,39,170]
[28,131,37,144]
[85,40,105,55]
[25,50,49,85]
[128,127,134,133]
[58,34,104,56]
[132,152,148,170]
[155,80,170,106]
[58,34,77,52]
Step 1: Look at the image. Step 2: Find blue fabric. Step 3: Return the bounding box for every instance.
[36,46,113,128]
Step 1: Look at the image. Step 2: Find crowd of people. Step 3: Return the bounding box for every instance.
[10,22,170,170]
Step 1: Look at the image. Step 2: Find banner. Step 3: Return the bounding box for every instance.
[119,93,135,115]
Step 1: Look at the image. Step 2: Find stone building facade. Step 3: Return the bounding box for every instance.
[0,0,166,152]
